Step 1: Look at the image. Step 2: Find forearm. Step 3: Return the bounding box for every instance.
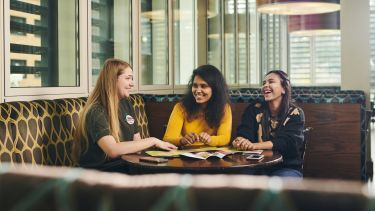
[253,141,273,150]
[98,136,157,158]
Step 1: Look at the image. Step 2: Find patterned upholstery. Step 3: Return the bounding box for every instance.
[128,95,150,138]
[0,95,149,167]
[0,101,43,166]
[32,98,87,166]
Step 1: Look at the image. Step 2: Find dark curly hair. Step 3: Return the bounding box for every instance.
[181,64,230,128]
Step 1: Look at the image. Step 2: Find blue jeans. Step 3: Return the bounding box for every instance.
[267,168,303,178]
[242,168,303,178]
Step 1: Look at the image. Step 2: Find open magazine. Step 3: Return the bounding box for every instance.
[180,149,263,160]
[145,146,263,159]
[180,151,233,160]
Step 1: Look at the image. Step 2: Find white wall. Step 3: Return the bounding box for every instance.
[341,0,371,107]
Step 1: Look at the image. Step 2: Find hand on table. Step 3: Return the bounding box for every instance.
[232,137,254,150]
[155,139,177,151]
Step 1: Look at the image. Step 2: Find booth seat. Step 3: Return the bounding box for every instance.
[0,95,149,167]
[0,88,370,181]
[0,163,371,211]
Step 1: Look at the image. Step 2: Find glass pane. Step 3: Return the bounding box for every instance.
[9,0,79,87]
[260,14,283,75]
[289,34,341,85]
[141,0,168,85]
[248,0,258,84]
[91,0,132,86]
[238,0,247,84]
[224,0,236,84]
[174,0,195,85]
[207,0,221,69]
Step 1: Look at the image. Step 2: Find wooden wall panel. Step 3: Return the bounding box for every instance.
[145,102,362,180]
[299,103,361,180]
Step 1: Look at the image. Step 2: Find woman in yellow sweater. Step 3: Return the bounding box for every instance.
[163,64,232,147]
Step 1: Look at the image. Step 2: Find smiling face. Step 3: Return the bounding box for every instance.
[262,73,285,104]
[117,67,134,98]
[192,75,212,105]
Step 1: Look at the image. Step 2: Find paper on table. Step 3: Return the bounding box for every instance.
[145,146,263,157]
[146,147,230,157]
[180,151,233,160]
[211,147,263,155]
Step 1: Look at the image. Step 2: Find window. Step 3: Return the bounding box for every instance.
[10,16,26,35]
[207,0,258,86]
[140,0,169,86]
[91,0,132,86]
[260,11,341,86]
[260,13,285,75]
[289,32,341,85]
[173,0,195,85]
[7,0,79,88]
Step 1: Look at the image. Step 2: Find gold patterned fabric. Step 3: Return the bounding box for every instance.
[0,95,150,167]
[32,98,87,166]
[0,101,43,166]
[128,95,150,138]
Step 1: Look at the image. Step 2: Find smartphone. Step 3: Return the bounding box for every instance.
[246,154,264,160]
[139,156,168,164]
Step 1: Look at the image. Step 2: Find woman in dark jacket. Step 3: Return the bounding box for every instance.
[233,70,305,177]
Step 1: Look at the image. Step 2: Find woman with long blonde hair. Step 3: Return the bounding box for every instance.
[73,58,176,171]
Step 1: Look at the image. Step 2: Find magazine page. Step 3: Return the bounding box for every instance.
[146,147,229,157]
[180,151,233,159]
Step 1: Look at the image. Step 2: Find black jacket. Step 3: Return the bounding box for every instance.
[236,101,305,171]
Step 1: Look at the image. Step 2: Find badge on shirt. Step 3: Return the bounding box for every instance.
[126,115,135,125]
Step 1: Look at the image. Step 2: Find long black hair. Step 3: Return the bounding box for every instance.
[261,70,293,139]
[181,64,229,128]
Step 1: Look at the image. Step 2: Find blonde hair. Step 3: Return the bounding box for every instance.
[72,58,131,161]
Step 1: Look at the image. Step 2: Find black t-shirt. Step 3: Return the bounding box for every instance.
[79,98,139,169]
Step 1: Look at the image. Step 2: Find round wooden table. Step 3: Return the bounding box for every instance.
[121,150,282,174]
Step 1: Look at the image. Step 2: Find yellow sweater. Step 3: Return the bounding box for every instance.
[163,103,232,147]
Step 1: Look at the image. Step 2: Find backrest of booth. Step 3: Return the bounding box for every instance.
[143,88,368,181]
[0,95,149,167]
[0,88,369,181]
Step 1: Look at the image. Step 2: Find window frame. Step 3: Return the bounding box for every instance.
[3,0,88,100]
[0,0,4,102]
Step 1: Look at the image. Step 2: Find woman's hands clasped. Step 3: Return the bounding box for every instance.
[179,132,212,146]
[232,136,254,150]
